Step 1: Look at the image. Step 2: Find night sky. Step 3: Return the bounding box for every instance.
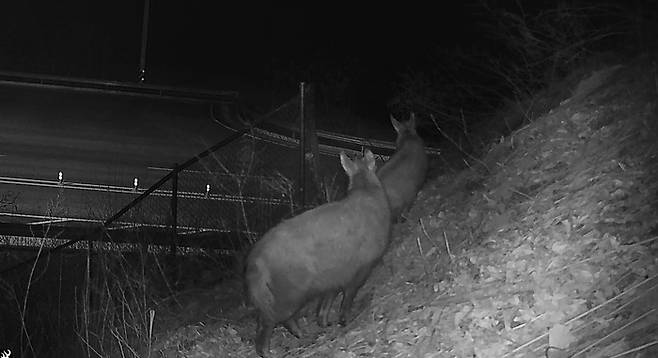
[4,1,645,125]
[0,1,484,117]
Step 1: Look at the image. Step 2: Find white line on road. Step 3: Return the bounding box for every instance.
[147,166,174,171]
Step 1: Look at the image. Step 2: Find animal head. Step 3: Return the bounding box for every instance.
[390,113,419,147]
[340,149,380,190]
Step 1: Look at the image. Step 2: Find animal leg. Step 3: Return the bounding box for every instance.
[316,292,338,327]
[255,315,275,357]
[282,315,303,338]
[338,268,372,326]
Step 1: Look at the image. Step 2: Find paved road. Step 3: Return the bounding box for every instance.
[0,83,246,224]
[0,84,231,187]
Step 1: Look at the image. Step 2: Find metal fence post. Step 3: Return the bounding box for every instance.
[299,82,306,210]
[170,164,178,256]
[298,83,322,208]
[302,84,323,203]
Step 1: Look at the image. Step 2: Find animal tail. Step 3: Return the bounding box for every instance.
[246,258,276,320]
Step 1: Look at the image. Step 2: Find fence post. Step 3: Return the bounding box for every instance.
[298,83,322,208]
[170,164,178,257]
[85,234,93,357]
[303,84,323,202]
[298,82,307,209]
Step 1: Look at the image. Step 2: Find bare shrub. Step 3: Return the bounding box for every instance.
[391,1,634,158]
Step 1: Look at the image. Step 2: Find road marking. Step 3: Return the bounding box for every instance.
[147,166,173,171]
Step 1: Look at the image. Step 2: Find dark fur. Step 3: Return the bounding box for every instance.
[377,113,428,218]
[245,150,391,357]
[315,114,429,328]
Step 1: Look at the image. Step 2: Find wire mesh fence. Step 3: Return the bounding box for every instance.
[96,92,305,255]
[0,84,344,358]
[0,85,351,276]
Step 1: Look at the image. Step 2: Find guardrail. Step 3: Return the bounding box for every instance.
[0,69,238,104]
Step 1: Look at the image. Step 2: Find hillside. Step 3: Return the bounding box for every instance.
[153,59,658,357]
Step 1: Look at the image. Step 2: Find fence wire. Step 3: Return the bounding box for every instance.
[99,94,303,254]
[0,89,344,274]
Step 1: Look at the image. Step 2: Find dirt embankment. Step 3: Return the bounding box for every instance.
[154,59,658,358]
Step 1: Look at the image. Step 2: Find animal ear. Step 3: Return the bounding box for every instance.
[340,152,356,175]
[408,112,419,135]
[363,149,376,171]
[390,115,402,133]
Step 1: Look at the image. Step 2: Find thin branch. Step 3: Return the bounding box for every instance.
[429,114,491,173]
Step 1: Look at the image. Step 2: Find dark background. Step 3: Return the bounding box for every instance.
[0,1,484,119]
[1,1,655,133]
